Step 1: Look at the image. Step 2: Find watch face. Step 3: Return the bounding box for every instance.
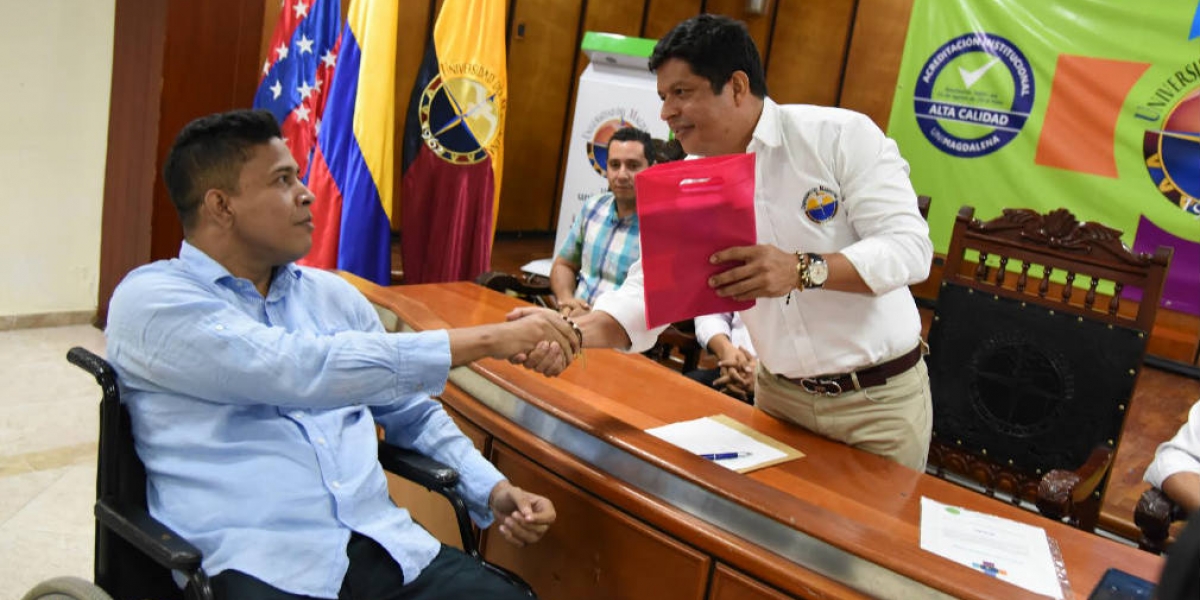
[809,256,829,285]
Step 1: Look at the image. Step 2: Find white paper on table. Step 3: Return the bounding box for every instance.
[645,415,795,472]
[920,497,1064,599]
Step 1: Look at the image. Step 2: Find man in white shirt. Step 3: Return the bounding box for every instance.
[519,14,934,470]
[1145,399,1200,514]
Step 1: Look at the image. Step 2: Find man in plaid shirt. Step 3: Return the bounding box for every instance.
[551,127,655,316]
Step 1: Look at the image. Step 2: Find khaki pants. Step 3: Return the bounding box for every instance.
[754,359,932,471]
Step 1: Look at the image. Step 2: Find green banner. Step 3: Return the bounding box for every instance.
[888,0,1200,314]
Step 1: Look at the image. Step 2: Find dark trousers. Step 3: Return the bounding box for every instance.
[210,533,529,600]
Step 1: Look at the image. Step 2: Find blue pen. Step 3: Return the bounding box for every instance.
[699,451,753,461]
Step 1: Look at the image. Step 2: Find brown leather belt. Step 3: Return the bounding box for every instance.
[781,345,924,396]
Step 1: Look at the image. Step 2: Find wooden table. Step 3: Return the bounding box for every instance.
[350,277,1163,600]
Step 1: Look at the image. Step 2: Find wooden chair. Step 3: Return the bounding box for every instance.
[926,205,1172,531]
[475,270,554,308]
[643,319,704,374]
[1134,486,1188,554]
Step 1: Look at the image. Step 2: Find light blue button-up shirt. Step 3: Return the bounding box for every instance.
[105,242,505,597]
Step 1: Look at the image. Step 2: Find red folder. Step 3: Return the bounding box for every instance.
[635,153,757,328]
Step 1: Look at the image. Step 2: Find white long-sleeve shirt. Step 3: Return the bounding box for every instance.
[594,98,932,378]
[694,312,755,356]
[1145,400,1200,489]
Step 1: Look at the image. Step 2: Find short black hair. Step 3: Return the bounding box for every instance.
[649,14,767,99]
[162,109,282,231]
[608,126,655,165]
[652,138,686,163]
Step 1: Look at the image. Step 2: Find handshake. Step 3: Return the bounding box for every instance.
[449,307,585,376]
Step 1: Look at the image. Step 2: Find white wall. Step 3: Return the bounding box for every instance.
[0,0,115,318]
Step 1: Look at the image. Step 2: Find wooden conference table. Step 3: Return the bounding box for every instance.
[347,276,1162,600]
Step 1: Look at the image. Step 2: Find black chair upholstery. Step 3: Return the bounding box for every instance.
[926,206,1172,531]
[63,346,532,599]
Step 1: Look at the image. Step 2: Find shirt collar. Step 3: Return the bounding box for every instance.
[178,240,303,292]
[750,97,782,149]
[601,192,635,225]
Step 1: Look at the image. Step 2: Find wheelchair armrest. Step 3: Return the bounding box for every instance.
[376,442,535,595]
[95,498,203,573]
[378,441,479,557]
[377,442,459,490]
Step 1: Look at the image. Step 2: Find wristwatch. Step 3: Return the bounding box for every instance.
[798,252,828,289]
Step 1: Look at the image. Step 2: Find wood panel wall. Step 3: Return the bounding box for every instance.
[250,0,907,235]
[99,0,909,313]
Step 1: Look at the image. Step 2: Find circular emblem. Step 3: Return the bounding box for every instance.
[1143,87,1200,215]
[586,118,632,176]
[968,331,1071,438]
[802,186,839,224]
[418,73,503,165]
[913,32,1035,158]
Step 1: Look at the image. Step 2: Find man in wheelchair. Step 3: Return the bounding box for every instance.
[103,110,574,599]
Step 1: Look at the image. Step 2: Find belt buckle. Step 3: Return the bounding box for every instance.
[799,377,843,396]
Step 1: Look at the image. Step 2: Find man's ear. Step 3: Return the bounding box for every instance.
[729,71,751,104]
[200,188,235,228]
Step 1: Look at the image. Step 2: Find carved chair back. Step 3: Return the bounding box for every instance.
[927,205,1172,529]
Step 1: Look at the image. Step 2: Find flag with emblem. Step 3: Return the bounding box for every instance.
[400,0,507,283]
[252,0,341,178]
[301,0,397,284]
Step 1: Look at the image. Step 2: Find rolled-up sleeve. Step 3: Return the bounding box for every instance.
[1145,401,1200,488]
[836,114,933,295]
[694,313,734,350]
[591,259,667,353]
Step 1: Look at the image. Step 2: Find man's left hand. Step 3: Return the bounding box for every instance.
[708,245,797,301]
[488,480,557,547]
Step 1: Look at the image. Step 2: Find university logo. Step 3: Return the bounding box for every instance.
[913,32,1035,158]
[418,67,505,165]
[583,108,648,176]
[802,186,839,224]
[1138,72,1200,215]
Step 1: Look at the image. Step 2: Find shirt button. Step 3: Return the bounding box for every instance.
[316,438,326,446]
[331,481,341,489]
[214,324,225,331]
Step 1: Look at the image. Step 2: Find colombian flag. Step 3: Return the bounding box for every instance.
[301,0,395,284]
[400,0,507,284]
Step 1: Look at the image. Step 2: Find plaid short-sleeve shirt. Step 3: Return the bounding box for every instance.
[557,192,641,305]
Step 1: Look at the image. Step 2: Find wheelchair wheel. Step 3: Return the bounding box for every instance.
[21,576,113,600]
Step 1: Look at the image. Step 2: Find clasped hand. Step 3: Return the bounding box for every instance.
[555,296,591,318]
[502,307,581,376]
[488,480,556,547]
[714,347,756,400]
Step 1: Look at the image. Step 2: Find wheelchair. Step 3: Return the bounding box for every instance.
[22,347,532,600]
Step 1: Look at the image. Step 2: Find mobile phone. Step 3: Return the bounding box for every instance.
[1087,567,1155,600]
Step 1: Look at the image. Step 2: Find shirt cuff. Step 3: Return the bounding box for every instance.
[392,330,452,397]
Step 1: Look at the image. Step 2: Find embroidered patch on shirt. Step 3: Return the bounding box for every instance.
[802,186,839,224]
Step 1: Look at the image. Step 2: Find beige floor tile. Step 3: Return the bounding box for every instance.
[0,326,105,599]
[0,399,99,459]
[0,465,96,599]
[0,527,94,600]
[0,468,62,525]
[4,464,97,535]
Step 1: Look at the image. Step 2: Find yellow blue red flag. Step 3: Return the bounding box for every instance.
[301,0,396,284]
[401,0,507,283]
